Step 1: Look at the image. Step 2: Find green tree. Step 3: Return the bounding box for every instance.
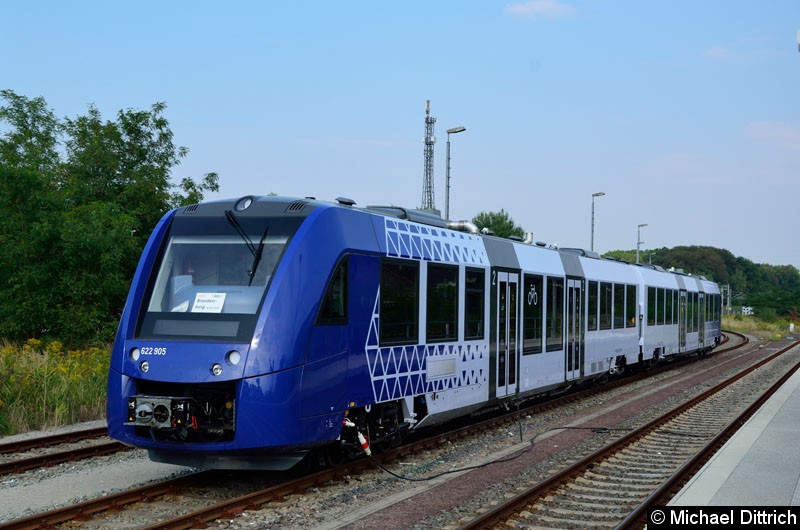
[472,209,525,239]
[603,245,800,319]
[0,165,63,339]
[0,89,61,173]
[171,172,220,208]
[61,102,218,251]
[0,91,217,345]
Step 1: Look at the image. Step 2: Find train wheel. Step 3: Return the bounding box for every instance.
[322,442,347,467]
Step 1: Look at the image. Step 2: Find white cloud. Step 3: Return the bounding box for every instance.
[701,46,730,59]
[745,121,800,152]
[506,0,574,19]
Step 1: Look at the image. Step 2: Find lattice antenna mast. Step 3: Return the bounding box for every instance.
[421,100,437,210]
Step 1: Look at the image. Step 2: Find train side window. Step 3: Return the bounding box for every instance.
[709,294,714,321]
[380,260,419,345]
[523,274,544,354]
[599,282,612,330]
[647,286,656,326]
[716,294,721,321]
[699,293,704,327]
[465,268,485,340]
[316,257,348,325]
[427,263,459,342]
[657,288,665,325]
[625,284,636,328]
[700,293,706,323]
[587,281,598,331]
[676,290,680,324]
[712,294,719,321]
[665,289,673,325]
[613,283,625,329]
[546,277,564,352]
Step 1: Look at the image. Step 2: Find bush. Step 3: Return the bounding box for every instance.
[0,339,109,435]
[722,315,789,341]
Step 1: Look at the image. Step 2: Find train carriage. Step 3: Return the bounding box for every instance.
[107,195,721,470]
[578,254,641,376]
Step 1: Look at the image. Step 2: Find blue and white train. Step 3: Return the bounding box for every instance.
[107,195,721,469]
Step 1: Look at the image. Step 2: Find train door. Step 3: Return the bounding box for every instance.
[565,278,583,380]
[678,290,687,353]
[495,271,519,398]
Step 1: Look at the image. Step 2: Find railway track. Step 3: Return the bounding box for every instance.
[0,426,109,454]
[0,426,128,477]
[0,331,751,529]
[455,338,799,529]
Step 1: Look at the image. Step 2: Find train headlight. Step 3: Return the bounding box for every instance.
[140,361,149,373]
[226,350,241,366]
[235,196,254,212]
[211,363,223,376]
[130,347,140,361]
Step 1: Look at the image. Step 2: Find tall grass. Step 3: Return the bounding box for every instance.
[1,315,795,436]
[722,315,797,341]
[0,339,109,435]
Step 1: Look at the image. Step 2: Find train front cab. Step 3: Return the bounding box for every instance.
[107,197,369,470]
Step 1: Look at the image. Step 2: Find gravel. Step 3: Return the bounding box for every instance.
[1,336,793,529]
[0,420,194,523]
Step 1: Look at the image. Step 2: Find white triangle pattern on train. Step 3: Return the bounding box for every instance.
[364,218,490,404]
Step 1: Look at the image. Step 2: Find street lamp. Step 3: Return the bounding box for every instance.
[637,223,648,264]
[590,192,605,252]
[445,126,466,220]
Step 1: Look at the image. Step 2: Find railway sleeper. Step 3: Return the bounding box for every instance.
[582,470,662,486]
[556,491,646,507]
[538,497,637,515]
[570,476,654,492]
[525,511,620,529]
[535,504,633,519]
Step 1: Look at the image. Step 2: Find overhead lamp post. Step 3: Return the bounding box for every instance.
[590,192,605,252]
[637,223,648,264]
[445,126,466,220]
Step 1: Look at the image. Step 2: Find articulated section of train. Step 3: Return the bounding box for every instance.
[107,195,721,469]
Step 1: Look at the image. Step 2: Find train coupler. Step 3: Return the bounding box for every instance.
[342,418,372,456]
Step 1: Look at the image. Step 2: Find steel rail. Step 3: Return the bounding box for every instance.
[0,440,129,477]
[455,338,798,529]
[0,426,108,455]
[618,354,800,529]
[0,330,747,529]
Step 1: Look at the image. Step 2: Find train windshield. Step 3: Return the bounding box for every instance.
[147,235,286,314]
[137,215,294,341]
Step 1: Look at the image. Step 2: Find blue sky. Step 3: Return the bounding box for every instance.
[3,1,800,268]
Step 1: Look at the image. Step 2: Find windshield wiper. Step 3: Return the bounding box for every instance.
[224,210,269,286]
[248,225,269,286]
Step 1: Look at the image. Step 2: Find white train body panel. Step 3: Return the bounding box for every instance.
[515,244,567,393]
[580,257,641,371]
